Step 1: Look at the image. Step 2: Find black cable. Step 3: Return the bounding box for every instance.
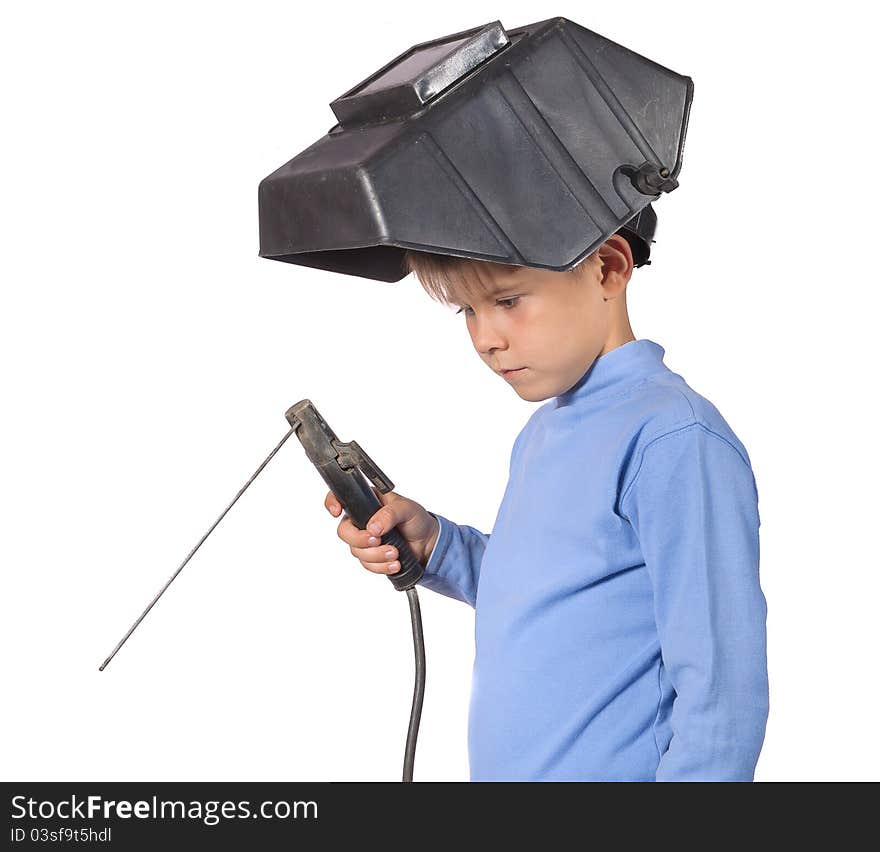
[403,586,426,782]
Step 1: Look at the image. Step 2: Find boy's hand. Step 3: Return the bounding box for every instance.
[324,489,440,576]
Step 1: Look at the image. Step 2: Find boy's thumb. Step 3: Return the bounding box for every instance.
[368,488,405,532]
[373,487,409,506]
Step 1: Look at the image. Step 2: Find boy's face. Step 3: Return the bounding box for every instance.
[447,236,635,402]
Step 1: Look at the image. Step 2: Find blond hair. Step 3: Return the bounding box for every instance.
[402,250,595,308]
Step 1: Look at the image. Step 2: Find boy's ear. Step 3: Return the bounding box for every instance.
[595,235,634,297]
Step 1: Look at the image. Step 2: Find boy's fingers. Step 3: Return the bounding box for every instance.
[325,491,341,516]
[352,543,400,574]
[335,517,352,542]
[336,515,383,548]
[366,504,398,536]
[328,488,400,573]
[361,560,400,575]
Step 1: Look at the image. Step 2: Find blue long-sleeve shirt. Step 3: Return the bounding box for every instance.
[418,339,768,781]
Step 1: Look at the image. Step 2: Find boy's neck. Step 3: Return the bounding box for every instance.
[599,306,636,358]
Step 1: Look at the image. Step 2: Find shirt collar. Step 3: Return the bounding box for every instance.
[555,339,667,407]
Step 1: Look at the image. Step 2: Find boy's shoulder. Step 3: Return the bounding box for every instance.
[519,366,752,472]
[623,369,754,471]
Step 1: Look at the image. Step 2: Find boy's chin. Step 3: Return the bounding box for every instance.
[513,386,553,403]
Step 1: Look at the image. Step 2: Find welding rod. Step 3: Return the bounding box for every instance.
[98,427,295,671]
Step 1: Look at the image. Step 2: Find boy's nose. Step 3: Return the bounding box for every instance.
[469,314,507,355]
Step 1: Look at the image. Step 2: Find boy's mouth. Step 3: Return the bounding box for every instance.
[500,367,527,379]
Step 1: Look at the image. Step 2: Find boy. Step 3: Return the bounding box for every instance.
[325,225,769,782]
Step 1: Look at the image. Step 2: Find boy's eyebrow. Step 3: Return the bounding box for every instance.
[451,270,524,305]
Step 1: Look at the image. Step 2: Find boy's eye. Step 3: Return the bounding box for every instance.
[455,297,519,315]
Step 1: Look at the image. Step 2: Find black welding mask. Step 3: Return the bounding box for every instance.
[258,16,692,282]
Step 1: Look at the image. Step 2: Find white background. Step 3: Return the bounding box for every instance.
[2,0,877,782]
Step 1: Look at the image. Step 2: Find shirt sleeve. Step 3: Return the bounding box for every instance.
[620,422,769,781]
[416,512,489,607]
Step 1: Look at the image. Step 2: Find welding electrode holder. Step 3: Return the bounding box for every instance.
[286,399,425,591]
